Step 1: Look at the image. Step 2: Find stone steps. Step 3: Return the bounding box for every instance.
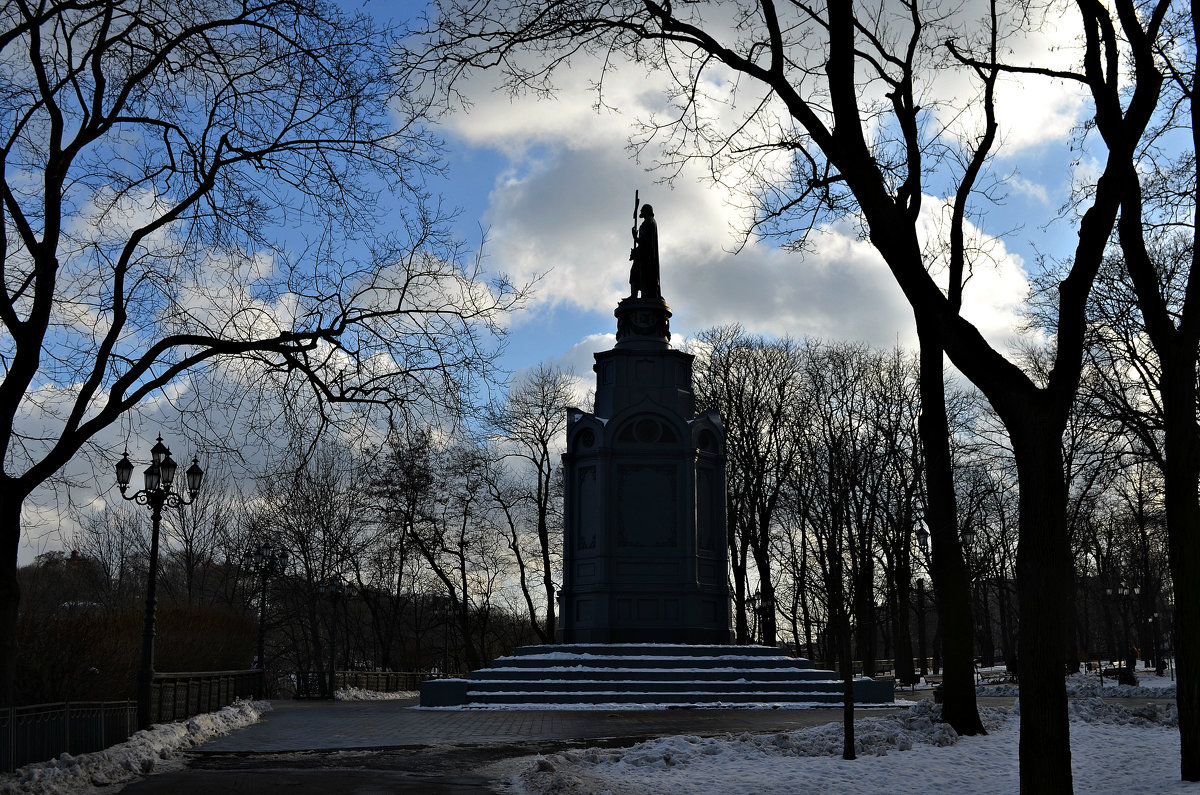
[471,668,837,681]
[508,644,791,658]
[420,644,894,707]
[468,690,851,705]
[468,679,845,694]
[480,659,832,672]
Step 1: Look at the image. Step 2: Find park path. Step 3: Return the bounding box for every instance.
[199,696,921,752]
[118,695,931,794]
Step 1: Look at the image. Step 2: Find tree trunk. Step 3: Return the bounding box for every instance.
[1012,422,1074,792]
[917,328,984,735]
[538,510,556,641]
[459,598,482,672]
[917,579,929,676]
[893,561,916,685]
[308,602,325,698]
[853,557,877,677]
[1161,348,1200,780]
[976,584,996,667]
[751,542,777,646]
[728,498,750,644]
[0,489,18,706]
[801,548,815,658]
[1064,572,1081,674]
[998,579,1016,670]
[932,622,941,675]
[831,548,855,760]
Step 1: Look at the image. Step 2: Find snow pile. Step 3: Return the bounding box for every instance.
[503,701,1010,794]
[0,700,267,795]
[1070,697,1177,727]
[983,670,1177,699]
[497,699,1190,795]
[334,687,418,701]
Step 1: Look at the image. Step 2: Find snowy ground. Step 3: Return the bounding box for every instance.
[2,670,1189,795]
[491,694,1191,793]
[0,701,267,795]
[488,669,1192,795]
[984,665,1178,700]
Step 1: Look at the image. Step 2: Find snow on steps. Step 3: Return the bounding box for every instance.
[420,644,894,707]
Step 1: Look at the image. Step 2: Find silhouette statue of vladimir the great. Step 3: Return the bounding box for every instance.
[629,201,660,300]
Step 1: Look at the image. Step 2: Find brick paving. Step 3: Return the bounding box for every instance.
[117,688,1170,793]
[121,695,930,794]
[196,696,917,753]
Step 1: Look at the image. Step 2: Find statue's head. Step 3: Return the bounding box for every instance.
[640,204,654,218]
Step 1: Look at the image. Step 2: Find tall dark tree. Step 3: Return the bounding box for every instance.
[867,349,924,690]
[1102,15,1199,754]
[411,1,1173,786]
[1084,231,1199,773]
[1113,15,1199,773]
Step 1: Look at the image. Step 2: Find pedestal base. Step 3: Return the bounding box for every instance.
[418,644,895,707]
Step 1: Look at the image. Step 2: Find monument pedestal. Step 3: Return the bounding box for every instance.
[418,213,894,707]
[556,296,731,645]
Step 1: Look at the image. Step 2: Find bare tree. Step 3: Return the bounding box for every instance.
[0,0,527,704]
[866,348,924,688]
[793,341,900,680]
[376,429,511,671]
[250,437,374,692]
[157,470,242,607]
[410,0,1175,784]
[692,326,806,646]
[71,506,146,605]
[346,516,420,672]
[1083,232,1199,769]
[484,363,572,642]
[1110,5,1199,764]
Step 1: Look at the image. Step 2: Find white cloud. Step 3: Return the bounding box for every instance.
[919,0,1089,156]
[1007,176,1051,205]
[456,134,1034,356]
[433,1,1087,366]
[549,333,614,380]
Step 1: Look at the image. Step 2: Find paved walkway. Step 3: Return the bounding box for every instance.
[113,686,1177,793]
[119,696,941,794]
[198,697,922,752]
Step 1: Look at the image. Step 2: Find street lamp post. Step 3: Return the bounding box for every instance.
[1148,611,1163,675]
[115,436,204,730]
[241,541,288,698]
[317,579,345,698]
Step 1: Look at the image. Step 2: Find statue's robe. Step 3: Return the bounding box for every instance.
[629,216,660,299]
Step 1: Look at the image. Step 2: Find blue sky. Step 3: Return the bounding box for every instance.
[407,1,1096,383]
[17,0,1104,563]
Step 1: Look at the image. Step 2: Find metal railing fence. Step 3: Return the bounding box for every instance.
[1,701,136,773]
[2,669,262,773]
[149,670,262,725]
